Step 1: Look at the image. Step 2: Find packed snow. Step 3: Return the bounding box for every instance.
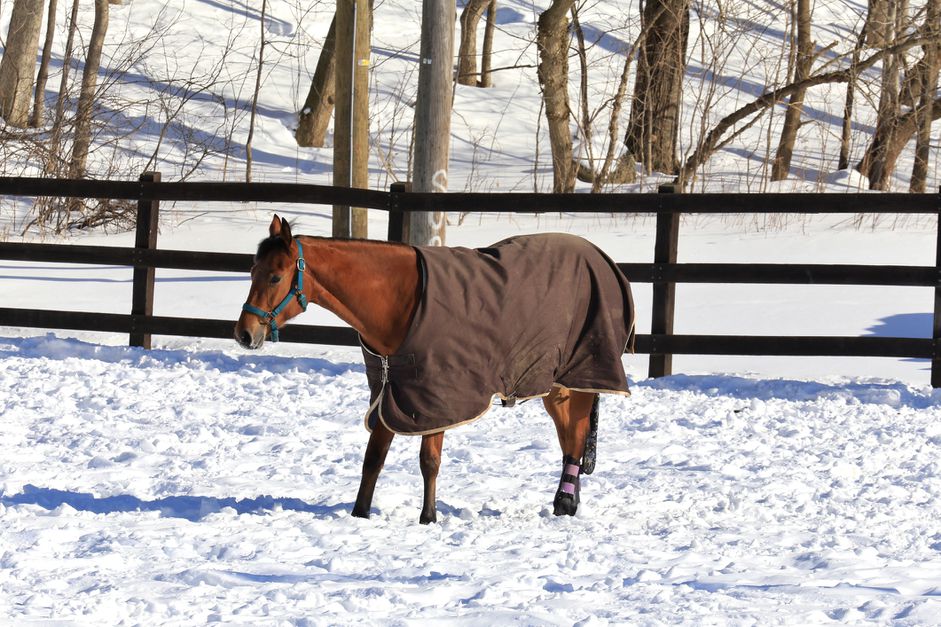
[4,0,941,624]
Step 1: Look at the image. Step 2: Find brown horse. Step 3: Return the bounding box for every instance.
[235,215,634,524]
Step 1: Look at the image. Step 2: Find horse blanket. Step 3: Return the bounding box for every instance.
[361,233,635,435]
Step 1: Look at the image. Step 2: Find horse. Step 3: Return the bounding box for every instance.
[235,215,635,524]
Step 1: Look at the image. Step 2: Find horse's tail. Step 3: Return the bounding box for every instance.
[581,395,600,475]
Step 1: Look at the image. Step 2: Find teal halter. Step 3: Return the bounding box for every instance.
[242,239,309,342]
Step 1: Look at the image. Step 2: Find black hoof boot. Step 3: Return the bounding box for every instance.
[552,455,581,516]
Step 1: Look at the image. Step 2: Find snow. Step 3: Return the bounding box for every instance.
[3,0,941,624]
[2,335,941,623]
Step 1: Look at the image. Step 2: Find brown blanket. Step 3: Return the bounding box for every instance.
[361,233,635,435]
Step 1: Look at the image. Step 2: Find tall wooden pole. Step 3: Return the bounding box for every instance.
[333,0,370,238]
[409,0,455,246]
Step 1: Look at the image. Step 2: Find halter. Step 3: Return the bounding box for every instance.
[242,239,309,342]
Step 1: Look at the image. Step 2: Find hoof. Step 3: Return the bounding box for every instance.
[553,493,578,516]
[419,511,437,525]
[351,507,370,519]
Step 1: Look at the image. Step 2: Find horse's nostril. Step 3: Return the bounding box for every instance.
[240,330,253,347]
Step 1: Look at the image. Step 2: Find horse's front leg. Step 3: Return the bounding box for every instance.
[543,386,597,516]
[419,431,445,524]
[352,422,395,519]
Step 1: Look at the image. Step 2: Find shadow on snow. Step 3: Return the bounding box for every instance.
[0,484,346,522]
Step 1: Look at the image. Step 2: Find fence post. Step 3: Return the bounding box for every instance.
[387,181,411,243]
[130,171,160,349]
[648,184,680,378]
[933,186,941,387]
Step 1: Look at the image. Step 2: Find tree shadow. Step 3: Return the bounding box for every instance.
[0,484,348,522]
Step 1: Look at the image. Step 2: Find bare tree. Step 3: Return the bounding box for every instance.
[536,0,576,193]
[68,0,109,179]
[29,0,58,127]
[910,0,940,192]
[865,0,893,47]
[0,0,45,127]
[771,0,812,180]
[676,32,932,187]
[46,0,80,176]
[838,18,868,170]
[857,0,909,190]
[457,0,490,86]
[295,15,336,147]
[624,0,690,174]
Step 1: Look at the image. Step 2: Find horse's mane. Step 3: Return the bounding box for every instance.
[255,233,411,261]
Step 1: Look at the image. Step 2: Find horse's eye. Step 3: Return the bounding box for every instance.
[270,275,282,285]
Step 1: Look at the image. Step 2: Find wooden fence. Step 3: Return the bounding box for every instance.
[0,173,939,385]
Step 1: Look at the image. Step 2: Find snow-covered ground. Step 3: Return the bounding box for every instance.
[3,334,941,624]
[4,0,941,624]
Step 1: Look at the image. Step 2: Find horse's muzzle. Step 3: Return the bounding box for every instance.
[235,325,265,350]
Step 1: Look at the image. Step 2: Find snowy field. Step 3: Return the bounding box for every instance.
[3,210,941,624]
[5,0,941,624]
[3,333,941,624]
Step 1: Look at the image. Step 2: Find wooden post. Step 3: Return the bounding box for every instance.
[333,0,371,239]
[130,171,160,349]
[409,0,455,246]
[387,181,411,243]
[648,183,680,378]
[933,186,941,387]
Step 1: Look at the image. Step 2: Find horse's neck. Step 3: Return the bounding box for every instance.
[300,236,419,355]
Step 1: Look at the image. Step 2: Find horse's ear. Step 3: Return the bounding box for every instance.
[279,217,293,245]
[269,214,282,238]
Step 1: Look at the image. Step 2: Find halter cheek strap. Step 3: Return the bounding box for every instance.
[242,240,309,342]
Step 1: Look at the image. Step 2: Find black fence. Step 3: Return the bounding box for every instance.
[0,173,938,384]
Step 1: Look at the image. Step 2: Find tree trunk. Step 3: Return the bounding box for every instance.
[68,0,109,179]
[771,0,812,181]
[0,0,45,127]
[859,93,941,187]
[865,0,892,47]
[536,0,576,193]
[479,0,497,88]
[457,0,489,86]
[409,0,455,246]
[910,0,940,192]
[333,0,371,239]
[838,21,868,169]
[857,0,906,190]
[295,15,336,148]
[624,0,690,174]
[29,0,58,127]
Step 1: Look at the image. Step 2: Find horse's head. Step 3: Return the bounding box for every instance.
[235,215,310,349]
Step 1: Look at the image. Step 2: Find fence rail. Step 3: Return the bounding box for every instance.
[1,174,939,384]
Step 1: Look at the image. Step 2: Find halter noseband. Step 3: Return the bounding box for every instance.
[242,239,309,342]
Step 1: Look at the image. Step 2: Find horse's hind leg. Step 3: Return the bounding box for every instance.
[352,422,395,519]
[543,386,597,516]
[419,431,444,524]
